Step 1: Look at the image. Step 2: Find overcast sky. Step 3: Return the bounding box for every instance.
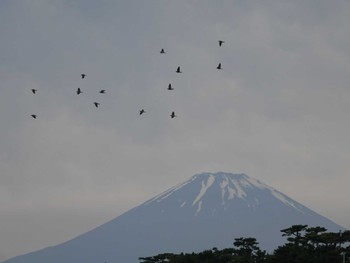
[1,0,350,261]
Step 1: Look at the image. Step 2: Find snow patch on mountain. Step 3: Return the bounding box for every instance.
[243,176,302,212]
[270,190,305,214]
[231,180,248,199]
[193,174,215,206]
[195,201,203,215]
[144,176,195,205]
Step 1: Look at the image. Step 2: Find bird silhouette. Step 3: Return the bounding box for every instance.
[171,111,177,118]
[139,109,146,115]
[217,63,222,70]
[31,114,37,119]
[31,89,37,94]
[99,90,106,94]
[168,84,174,90]
[94,102,100,108]
[81,74,86,79]
[176,66,182,73]
[219,40,225,47]
[160,48,165,54]
[76,88,82,95]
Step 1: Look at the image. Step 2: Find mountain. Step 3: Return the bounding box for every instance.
[3,172,344,263]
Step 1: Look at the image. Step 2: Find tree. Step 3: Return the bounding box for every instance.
[280,224,308,246]
[233,237,266,263]
[139,253,175,263]
[304,226,327,249]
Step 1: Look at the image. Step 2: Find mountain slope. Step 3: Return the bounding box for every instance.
[4,172,344,263]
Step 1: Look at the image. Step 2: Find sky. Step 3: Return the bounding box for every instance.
[1,0,350,261]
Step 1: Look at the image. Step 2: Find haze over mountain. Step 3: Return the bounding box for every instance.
[4,172,344,263]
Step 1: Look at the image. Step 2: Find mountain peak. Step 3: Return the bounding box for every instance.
[142,172,305,217]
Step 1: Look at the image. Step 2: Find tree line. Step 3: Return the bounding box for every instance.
[139,224,350,263]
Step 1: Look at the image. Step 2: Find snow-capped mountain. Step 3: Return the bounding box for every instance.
[4,172,344,263]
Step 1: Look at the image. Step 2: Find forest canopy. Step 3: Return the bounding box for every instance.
[139,225,350,263]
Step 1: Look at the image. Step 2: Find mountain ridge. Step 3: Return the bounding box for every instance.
[4,172,344,263]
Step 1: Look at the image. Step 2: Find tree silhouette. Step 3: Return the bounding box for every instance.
[139,225,349,263]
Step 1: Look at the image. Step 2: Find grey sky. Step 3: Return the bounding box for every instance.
[1,0,350,261]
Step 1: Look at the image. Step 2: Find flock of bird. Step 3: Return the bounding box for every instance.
[29,73,106,119]
[30,40,224,120]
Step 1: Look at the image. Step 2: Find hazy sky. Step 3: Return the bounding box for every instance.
[1,0,350,261]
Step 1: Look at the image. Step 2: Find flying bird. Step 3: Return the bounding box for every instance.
[30,114,37,119]
[31,89,37,94]
[81,74,86,79]
[139,109,146,115]
[217,63,222,70]
[218,40,225,47]
[168,84,174,90]
[160,48,165,54]
[99,90,106,94]
[176,66,182,73]
[76,88,82,95]
[94,102,100,108]
[171,111,177,118]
